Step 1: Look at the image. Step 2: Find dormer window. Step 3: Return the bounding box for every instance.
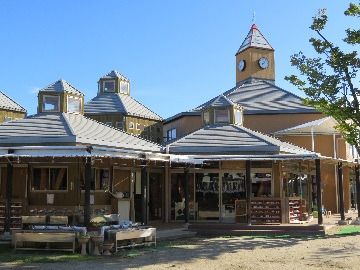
[43,95,60,112]
[203,111,210,125]
[103,80,115,92]
[215,109,229,123]
[67,96,81,113]
[120,81,129,94]
[235,109,243,125]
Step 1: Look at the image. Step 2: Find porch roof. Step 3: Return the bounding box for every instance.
[0,112,162,153]
[273,117,341,135]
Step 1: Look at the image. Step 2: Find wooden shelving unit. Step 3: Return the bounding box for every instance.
[0,201,23,232]
[250,198,282,224]
[288,197,305,224]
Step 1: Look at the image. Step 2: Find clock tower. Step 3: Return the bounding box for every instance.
[235,24,275,84]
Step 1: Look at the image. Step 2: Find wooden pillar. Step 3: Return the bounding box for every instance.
[184,167,190,223]
[316,159,323,225]
[355,165,360,218]
[246,160,252,225]
[141,160,148,225]
[338,162,345,221]
[4,155,13,233]
[84,156,92,227]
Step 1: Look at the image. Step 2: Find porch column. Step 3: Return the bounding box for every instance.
[355,165,360,218]
[337,162,345,221]
[184,167,190,223]
[141,160,148,225]
[246,160,252,225]
[315,159,323,225]
[4,154,13,234]
[84,156,92,227]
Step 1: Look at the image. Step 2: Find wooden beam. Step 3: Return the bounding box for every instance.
[4,157,13,233]
[316,159,323,225]
[141,160,147,225]
[355,165,360,218]
[338,162,345,221]
[84,157,92,227]
[246,160,252,225]
[184,167,190,223]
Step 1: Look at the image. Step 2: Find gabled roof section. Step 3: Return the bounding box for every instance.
[236,24,273,55]
[194,78,317,115]
[0,113,161,153]
[167,123,315,156]
[205,95,236,109]
[40,79,84,96]
[84,93,163,121]
[100,70,129,82]
[0,91,26,113]
[274,117,340,135]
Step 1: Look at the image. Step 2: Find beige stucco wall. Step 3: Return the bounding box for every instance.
[163,115,202,141]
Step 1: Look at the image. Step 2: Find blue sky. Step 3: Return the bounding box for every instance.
[0,1,355,118]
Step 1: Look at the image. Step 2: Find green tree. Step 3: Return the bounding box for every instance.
[286,3,360,154]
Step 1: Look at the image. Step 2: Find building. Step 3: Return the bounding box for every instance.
[163,23,358,219]
[85,71,163,144]
[0,91,26,123]
[0,79,167,233]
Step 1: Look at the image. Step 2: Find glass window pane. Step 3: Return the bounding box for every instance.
[68,96,81,113]
[97,169,110,190]
[251,171,272,197]
[215,109,229,123]
[32,168,49,190]
[120,81,129,94]
[43,96,60,112]
[49,168,67,190]
[103,81,115,92]
[235,110,242,124]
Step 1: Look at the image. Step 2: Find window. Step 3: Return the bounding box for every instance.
[32,168,67,191]
[82,168,110,191]
[67,96,81,113]
[203,111,210,125]
[251,171,272,197]
[129,122,134,129]
[43,95,60,112]
[105,122,113,127]
[166,128,177,141]
[136,123,142,131]
[103,80,115,92]
[235,110,243,125]
[120,81,129,94]
[116,122,123,130]
[215,109,229,123]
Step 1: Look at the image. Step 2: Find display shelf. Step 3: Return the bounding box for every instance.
[250,198,282,224]
[0,201,23,232]
[288,198,306,224]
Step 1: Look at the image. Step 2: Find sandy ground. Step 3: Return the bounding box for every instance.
[2,232,360,270]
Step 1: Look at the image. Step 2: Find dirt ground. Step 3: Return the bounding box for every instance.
[2,232,360,270]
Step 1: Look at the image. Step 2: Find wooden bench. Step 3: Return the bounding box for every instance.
[14,230,76,253]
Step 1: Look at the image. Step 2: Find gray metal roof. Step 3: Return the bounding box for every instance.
[0,91,26,113]
[40,79,84,96]
[194,78,317,115]
[236,24,273,55]
[205,95,236,108]
[100,70,129,82]
[84,93,163,121]
[167,124,314,155]
[0,113,161,152]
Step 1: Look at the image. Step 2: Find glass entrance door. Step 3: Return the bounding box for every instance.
[221,172,247,223]
[195,173,219,221]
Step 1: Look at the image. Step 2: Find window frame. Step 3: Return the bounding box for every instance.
[116,121,124,130]
[81,168,111,192]
[103,80,116,93]
[214,109,230,123]
[31,166,68,192]
[166,128,177,141]
[67,95,82,113]
[120,81,129,94]
[129,122,134,129]
[42,95,60,112]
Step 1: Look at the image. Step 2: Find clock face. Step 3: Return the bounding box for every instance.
[238,60,246,72]
[258,57,269,69]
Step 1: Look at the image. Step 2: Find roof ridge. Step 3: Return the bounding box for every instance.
[0,90,27,113]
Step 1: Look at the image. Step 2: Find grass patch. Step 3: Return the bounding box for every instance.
[335,225,360,235]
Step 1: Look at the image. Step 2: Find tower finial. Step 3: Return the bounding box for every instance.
[252,11,256,24]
